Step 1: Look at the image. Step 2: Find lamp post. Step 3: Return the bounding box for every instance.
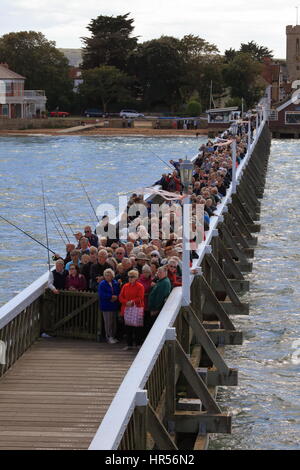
[180,158,193,306]
[231,122,238,194]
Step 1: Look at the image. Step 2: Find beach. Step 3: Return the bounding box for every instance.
[0,127,208,137]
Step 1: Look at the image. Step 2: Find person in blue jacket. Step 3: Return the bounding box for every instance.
[98,268,120,344]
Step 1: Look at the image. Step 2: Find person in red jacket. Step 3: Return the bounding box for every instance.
[167,260,182,288]
[65,264,87,291]
[119,270,145,350]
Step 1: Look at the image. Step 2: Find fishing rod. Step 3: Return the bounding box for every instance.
[46,207,67,245]
[0,214,56,255]
[45,196,71,243]
[42,180,51,271]
[144,146,174,170]
[56,206,75,239]
[79,178,100,224]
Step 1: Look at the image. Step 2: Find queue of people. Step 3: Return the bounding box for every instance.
[47,123,250,349]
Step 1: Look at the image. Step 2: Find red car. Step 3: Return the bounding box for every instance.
[50,111,70,117]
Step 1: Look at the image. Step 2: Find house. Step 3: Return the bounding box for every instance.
[0,63,47,118]
[59,49,83,93]
[268,91,300,137]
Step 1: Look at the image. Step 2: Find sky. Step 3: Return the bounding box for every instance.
[0,0,299,58]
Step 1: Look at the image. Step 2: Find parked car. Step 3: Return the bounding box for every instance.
[50,111,70,117]
[84,109,106,118]
[119,109,144,118]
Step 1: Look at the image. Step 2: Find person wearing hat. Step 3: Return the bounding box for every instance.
[150,250,161,266]
[135,252,150,274]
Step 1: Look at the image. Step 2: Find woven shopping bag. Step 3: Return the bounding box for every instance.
[124,304,144,327]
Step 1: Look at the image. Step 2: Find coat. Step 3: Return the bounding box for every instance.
[138,274,153,311]
[65,274,86,291]
[148,277,172,312]
[167,271,182,288]
[98,279,120,312]
[119,281,145,316]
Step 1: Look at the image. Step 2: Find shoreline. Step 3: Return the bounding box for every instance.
[0,128,208,137]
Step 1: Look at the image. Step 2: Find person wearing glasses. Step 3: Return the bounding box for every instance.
[167,260,182,288]
[119,270,144,350]
[65,264,87,291]
[84,226,99,248]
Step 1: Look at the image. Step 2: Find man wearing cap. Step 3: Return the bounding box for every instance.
[136,252,150,274]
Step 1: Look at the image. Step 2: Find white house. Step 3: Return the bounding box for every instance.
[0,63,47,118]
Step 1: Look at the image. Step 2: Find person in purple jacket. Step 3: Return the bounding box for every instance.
[98,268,120,344]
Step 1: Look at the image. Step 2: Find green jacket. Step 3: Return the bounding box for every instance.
[148,277,172,312]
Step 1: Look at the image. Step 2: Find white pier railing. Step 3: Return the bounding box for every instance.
[89,114,267,450]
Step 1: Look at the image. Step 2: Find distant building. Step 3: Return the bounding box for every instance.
[286,25,300,82]
[59,48,83,92]
[59,49,82,68]
[0,63,47,118]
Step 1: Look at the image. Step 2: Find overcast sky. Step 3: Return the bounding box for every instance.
[0,0,298,58]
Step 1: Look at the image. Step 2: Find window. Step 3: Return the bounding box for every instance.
[285,111,300,124]
[0,104,9,116]
[5,81,12,96]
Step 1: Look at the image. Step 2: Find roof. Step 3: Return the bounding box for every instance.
[206,107,239,113]
[0,64,25,80]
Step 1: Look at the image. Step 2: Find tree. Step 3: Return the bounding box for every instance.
[225,41,273,64]
[79,66,132,112]
[131,38,185,110]
[240,41,273,62]
[179,35,219,62]
[224,48,237,63]
[0,31,74,110]
[176,35,224,109]
[82,13,138,71]
[223,52,264,108]
[186,100,202,116]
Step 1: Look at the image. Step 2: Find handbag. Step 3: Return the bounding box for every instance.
[124,304,144,327]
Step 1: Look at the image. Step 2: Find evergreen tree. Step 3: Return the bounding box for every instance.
[82,13,138,71]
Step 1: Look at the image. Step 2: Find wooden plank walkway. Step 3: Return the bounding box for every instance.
[0,338,136,450]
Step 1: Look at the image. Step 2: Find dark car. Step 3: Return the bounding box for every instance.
[84,109,105,118]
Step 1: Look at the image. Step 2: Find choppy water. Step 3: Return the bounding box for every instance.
[209,139,300,450]
[0,135,299,450]
[0,135,205,305]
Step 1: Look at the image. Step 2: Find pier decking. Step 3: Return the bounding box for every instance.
[0,338,135,450]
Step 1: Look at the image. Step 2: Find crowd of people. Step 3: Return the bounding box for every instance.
[47,121,251,350]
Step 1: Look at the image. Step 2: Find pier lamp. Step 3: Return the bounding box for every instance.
[231,122,238,194]
[180,158,193,306]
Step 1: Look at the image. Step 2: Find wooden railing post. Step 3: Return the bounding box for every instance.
[165,328,176,434]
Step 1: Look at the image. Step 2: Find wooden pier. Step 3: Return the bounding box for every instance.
[0,115,271,450]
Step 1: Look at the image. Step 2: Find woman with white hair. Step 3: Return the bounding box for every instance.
[98,268,120,344]
[119,270,144,350]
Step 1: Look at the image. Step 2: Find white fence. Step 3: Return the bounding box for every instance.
[89,114,266,450]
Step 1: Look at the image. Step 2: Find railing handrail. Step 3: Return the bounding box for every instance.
[24,90,46,96]
[89,115,267,450]
[0,271,48,330]
[0,114,266,448]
